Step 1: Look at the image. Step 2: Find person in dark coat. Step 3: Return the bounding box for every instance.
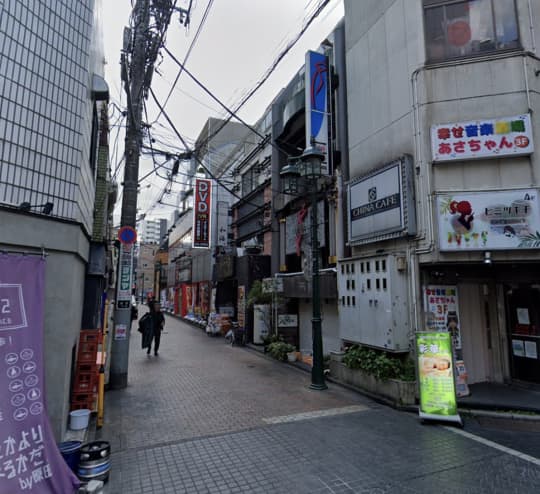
[148,301,165,356]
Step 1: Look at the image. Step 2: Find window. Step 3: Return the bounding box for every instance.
[424,0,519,63]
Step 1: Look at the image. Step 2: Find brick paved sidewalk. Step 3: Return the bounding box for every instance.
[97,314,372,452]
[96,315,540,493]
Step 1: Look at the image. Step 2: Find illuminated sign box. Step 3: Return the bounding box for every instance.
[431,114,534,162]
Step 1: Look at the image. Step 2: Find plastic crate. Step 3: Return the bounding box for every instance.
[79,330,100,344]
[73,372,98,393]
[77,342,98,362]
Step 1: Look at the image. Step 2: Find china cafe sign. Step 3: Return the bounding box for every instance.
[431,114,534,162]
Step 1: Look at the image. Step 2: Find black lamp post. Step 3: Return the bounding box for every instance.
[281,146,327,391]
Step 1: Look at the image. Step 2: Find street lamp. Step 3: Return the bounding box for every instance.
[280,146,327,391]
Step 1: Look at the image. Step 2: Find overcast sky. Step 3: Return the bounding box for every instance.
[102,0,344,223]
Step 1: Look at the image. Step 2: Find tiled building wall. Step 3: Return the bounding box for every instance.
[0,0,96,232]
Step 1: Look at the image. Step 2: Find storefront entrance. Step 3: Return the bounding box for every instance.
[505,285,540,383]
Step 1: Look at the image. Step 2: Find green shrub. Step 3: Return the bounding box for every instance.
[343,345,416,382]
[267,341,295,361]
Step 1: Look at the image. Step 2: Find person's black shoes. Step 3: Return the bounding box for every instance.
[154,351,158,356]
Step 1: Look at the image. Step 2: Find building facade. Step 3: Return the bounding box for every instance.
[139,218,167,244]
[0,0,109,437]
[343,0,540,385]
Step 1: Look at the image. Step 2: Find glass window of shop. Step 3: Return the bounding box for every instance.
[423,0,520,63]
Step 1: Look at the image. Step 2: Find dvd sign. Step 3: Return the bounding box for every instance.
[193,179,212,248]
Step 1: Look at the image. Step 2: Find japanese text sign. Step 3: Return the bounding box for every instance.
[116,243,133,308]
[416,332,459,421]
[424,285,461,350]
[193,179,212,248]
[0,254,79,493]
[437,189,540,251]
[431,114,533,162]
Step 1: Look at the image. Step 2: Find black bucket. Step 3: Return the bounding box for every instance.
[77,441,111,483]
[58,441,82,473]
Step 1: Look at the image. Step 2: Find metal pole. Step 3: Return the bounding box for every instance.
[110,0,150,389]
[310,180,327,390]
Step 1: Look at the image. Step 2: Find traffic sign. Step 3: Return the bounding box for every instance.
[118,226,137,244]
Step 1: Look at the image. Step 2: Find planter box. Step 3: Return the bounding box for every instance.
[329,361,416,406]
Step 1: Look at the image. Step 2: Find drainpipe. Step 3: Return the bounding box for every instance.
[528,0,537,54]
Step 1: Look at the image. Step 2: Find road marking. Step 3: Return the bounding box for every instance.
[263,405,369,424]
[444,426,540,467]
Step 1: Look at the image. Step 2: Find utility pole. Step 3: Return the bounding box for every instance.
[110,0,151,390]
[110,1,192,389]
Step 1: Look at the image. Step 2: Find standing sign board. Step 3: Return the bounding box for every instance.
[0,254,80,493]
[416,332,462,425]
[193,179,212,248]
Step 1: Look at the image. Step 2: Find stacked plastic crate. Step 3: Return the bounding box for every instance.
[71,330,100,411]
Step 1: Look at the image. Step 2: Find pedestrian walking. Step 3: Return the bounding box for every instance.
[148,301,165,356]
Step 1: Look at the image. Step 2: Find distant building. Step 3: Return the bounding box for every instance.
[138,218,167,244]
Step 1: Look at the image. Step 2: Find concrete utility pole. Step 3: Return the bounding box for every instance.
[110,0,151,390]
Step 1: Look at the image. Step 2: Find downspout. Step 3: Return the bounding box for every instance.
[409,65,434,340]
[333,20,350,260]
[527,0,537,54]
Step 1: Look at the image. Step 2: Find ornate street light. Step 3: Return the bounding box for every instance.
[280,159,301,195]
[300,146,325,178]
[280,147,327,391]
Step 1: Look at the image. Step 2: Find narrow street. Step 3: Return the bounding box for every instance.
[98,314,540,493]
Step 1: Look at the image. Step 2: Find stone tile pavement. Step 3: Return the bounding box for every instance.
[96,315,540,493]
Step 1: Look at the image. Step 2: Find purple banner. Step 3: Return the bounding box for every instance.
[0,254,79,493]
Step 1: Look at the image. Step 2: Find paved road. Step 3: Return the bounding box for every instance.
[97,313,540,493]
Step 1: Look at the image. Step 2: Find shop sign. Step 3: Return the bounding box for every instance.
[423,285,461,350]
[285,202,325,255]
[348,156,416,244]
[431,114,533,162]
[305,50,329,174]
[278,314,298,327]
[237,286,245,328]
[116,243,133,309]
[416,332,461,425]
[437,189,540,251]
[0,254,80,493]
[193,179,212,248]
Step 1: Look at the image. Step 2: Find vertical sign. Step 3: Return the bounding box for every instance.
[193,178,212,248]
[116,243,133,309]
[216,200,229,247]
[423,285,461,350]
[0,254,80,493]
[305,50,329,174]
[237,286,246,328]
[416,332,462,425]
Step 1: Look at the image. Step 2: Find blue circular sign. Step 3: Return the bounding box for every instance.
[118,226,137,244]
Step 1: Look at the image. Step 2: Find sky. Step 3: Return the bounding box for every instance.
[102,0,344,224]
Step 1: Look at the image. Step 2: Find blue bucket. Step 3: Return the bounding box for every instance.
[58,441,82,473]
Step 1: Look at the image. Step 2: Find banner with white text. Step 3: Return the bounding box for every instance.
[0,254,79,493]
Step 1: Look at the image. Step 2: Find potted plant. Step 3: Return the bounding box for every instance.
[267,341,296,361]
